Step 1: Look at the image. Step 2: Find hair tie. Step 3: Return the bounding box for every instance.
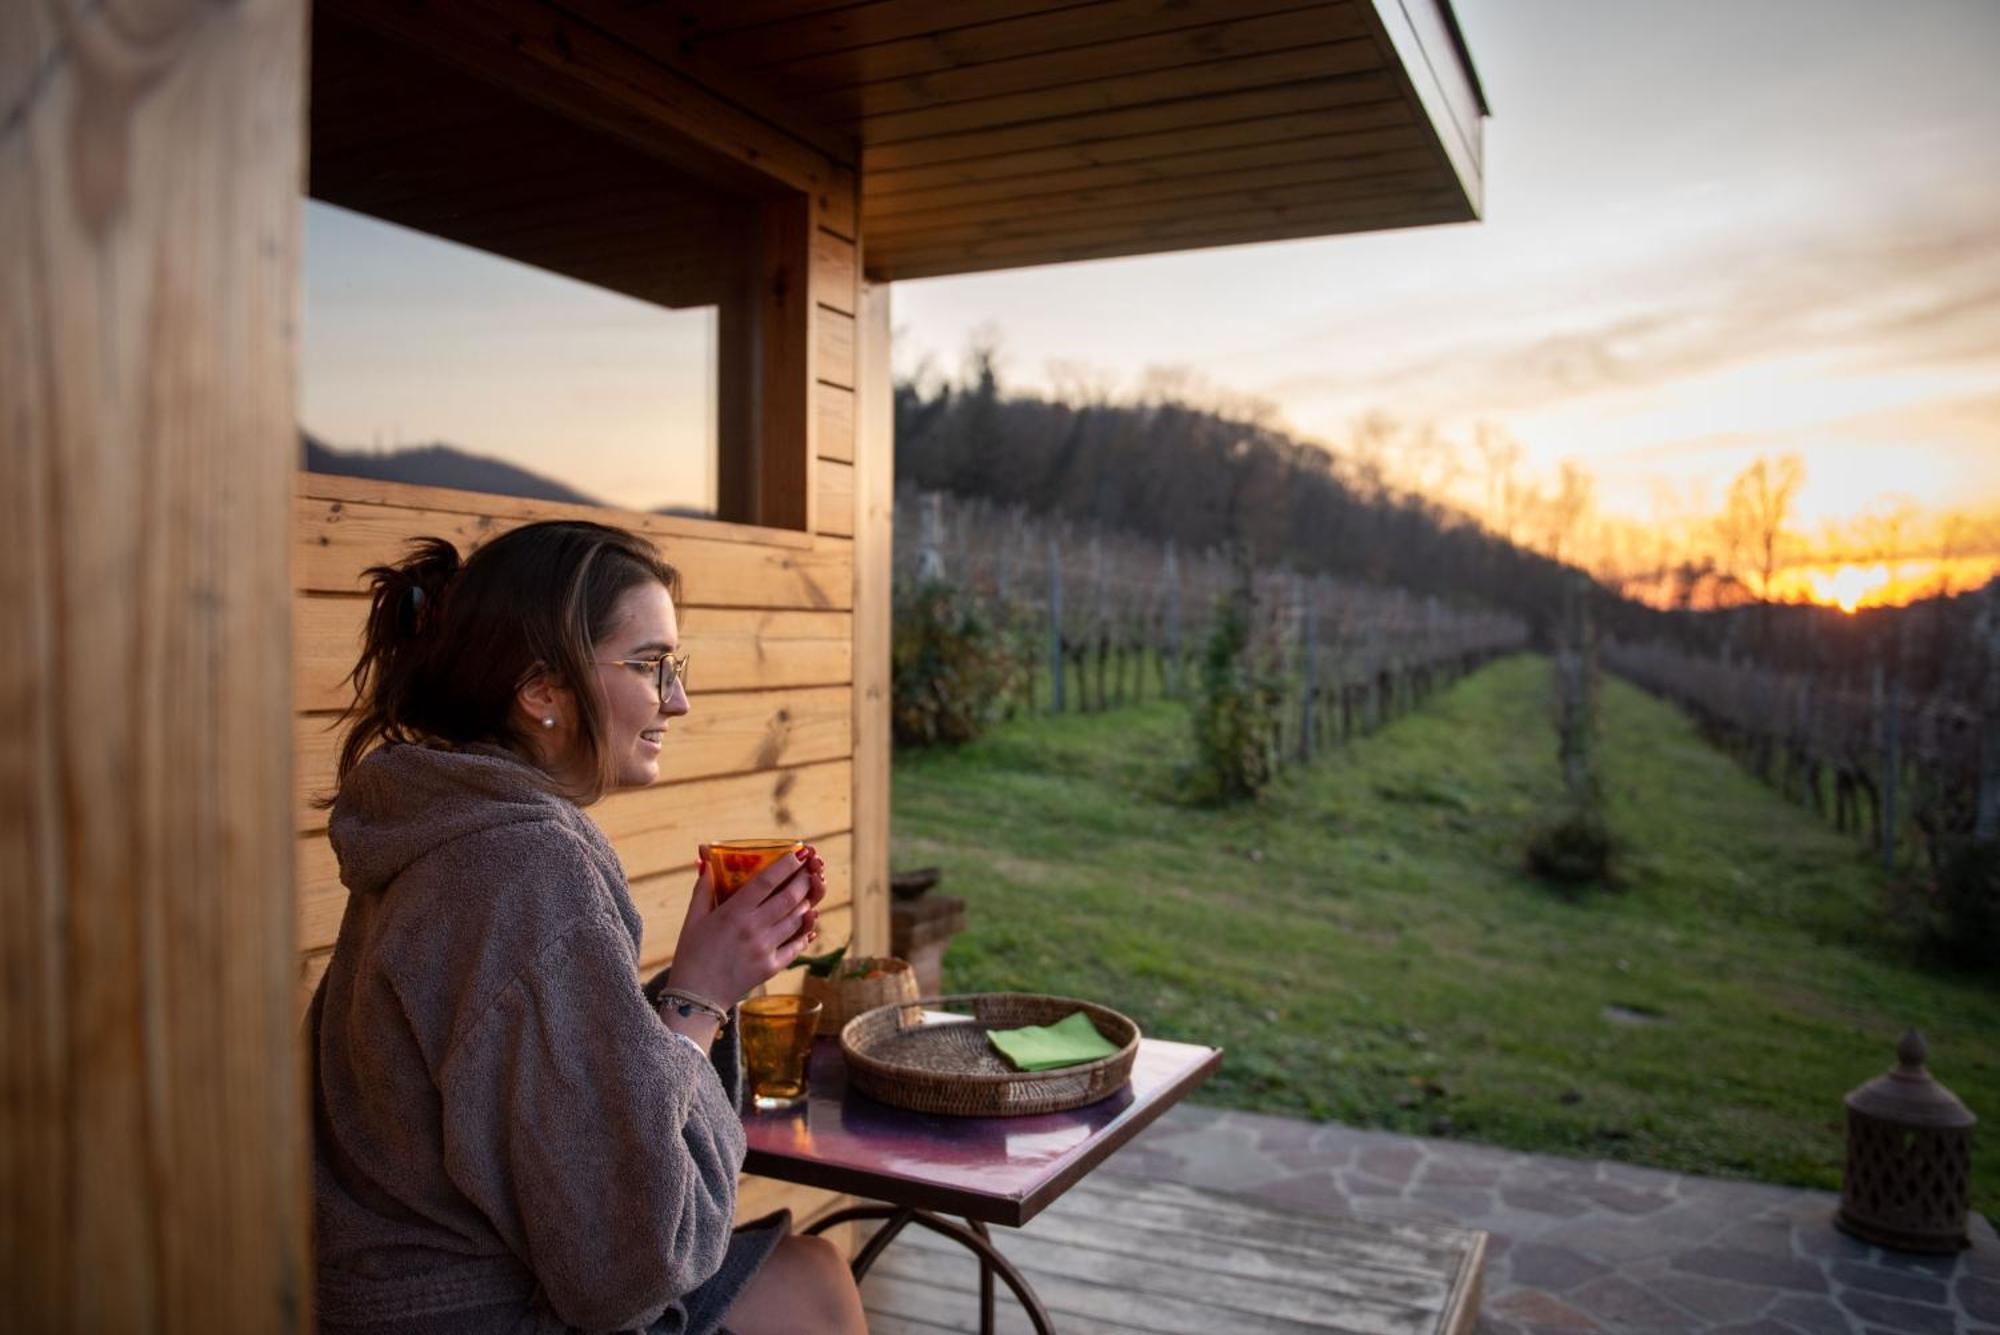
[409,584,426,612]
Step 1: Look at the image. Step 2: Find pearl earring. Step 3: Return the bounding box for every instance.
[541,716,555,729]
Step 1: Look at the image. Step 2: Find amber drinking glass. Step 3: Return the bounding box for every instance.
[739,996,821,1111]
[706,838,804,905]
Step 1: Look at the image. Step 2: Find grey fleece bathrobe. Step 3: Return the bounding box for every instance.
[310,742,785,1334]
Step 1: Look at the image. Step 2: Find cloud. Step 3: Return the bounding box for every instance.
[1256,211,2000,430]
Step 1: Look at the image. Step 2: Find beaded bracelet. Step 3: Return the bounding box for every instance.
[657,988,730,1025]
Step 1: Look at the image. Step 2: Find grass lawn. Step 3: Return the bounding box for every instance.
[891,653,2000,1216]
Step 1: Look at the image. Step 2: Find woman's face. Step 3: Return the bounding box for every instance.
[592,580,689,791]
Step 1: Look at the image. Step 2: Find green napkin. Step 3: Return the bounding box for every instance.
[986,1011,1119,1072]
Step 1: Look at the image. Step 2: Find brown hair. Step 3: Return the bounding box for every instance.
[333,520,681,805]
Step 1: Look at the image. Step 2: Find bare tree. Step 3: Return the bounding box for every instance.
[1136,363,1199,407]
[1546,460,1595,566]
[1473,421,1523,542]
[1345,411,1401,498]
[1398,422,1465,504]
[1721,454,1805,602]
[1045,358,1120,408]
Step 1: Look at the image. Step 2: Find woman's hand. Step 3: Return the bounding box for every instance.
[666,844,825,1007]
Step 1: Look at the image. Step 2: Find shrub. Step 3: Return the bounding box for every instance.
[1529,577,1613,890]
[1186,589,1287,802]
[1526,804,1615,889]
[1923,838,2000,975]
[891,578,1019,746]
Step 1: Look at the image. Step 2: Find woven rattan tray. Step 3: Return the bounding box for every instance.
[838,992,1139,1117]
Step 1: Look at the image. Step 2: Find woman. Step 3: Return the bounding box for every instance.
[309,520,869,1334]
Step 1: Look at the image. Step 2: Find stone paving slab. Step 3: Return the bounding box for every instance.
[1105,1105,2000,1334]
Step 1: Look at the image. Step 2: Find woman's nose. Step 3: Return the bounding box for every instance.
[662,676,690,718]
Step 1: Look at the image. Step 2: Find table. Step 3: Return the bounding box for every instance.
[742,1033,1221,1334]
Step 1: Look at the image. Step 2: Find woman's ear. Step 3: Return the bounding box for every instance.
[515,666,570,733]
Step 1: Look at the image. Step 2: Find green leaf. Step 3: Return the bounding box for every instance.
[796,943,848,977]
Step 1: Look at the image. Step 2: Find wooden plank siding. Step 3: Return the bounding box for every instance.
[860,76,1409,173]
[297,600,854,712]
[817,384,858,464]
[295,495,851,608]
[294,689,856,832]
[813,228,860,539]
[881,196,1467,280]
[864,121,1429,214]
[804,6,1374,123]
[745,0,1344,89]
[872,157,1444,239]
[689,0,1197,69]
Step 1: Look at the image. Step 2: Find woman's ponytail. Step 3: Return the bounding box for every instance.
[332,537,462,792]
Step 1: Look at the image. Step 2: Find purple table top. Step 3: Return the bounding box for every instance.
[740,1032,1221,1226]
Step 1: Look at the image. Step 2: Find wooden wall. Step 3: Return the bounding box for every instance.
[293,37,883,1239]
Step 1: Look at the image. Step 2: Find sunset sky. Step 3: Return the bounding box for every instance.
[891,0,2000,605]
[303,1,2000,606]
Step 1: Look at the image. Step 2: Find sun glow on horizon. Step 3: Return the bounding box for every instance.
[1802,564,1891,613]
[1768,555,2000,612]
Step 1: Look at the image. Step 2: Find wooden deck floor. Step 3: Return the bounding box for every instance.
[857,1173,1486,1335]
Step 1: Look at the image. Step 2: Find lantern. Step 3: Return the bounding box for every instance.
[1837,1030,1976,1253]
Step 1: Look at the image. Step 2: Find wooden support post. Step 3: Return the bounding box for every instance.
[1113,621,1127,708]
[851,281,894,957]
[1876,661,1900,871]
[1096,535,1112,715]
[917,491,945,582]
[1048,536,1065,714]
[1298,580,1318,765]
[1093,633,1108,713]
[718,195,814,530]
[1979,588,2000,842]
[2,2,311,1327]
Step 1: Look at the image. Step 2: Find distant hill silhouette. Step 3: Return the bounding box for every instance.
[302,433,606,507]
[894,364,1580,627]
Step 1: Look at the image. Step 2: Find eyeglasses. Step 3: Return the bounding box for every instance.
[597,651,691,705]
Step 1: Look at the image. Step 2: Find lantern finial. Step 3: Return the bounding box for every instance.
[1897,1029,1927,1071]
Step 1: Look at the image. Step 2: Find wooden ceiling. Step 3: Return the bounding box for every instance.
[310,12,755,311]
[577,0,1489,279]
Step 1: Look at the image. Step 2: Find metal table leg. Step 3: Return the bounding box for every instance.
[804,1205,1055,1334]
[967,1219,996,1334]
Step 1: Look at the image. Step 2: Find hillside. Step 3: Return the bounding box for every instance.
[895,373,1576,626]
[891,655,2000,1213]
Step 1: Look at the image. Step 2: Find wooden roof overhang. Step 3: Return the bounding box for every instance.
[321,0,1487,287]
[639,0,1490,279]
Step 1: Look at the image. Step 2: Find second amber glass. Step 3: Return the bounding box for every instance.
[740,995,821,1111]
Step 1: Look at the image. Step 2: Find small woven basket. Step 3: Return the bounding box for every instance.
[799,956,920,1037]
[839,992,1139,1117]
